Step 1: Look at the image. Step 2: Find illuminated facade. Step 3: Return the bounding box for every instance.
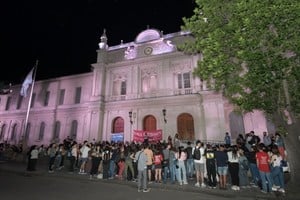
[0,28,274,146]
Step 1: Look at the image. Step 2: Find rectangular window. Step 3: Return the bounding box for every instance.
[5,96,11,111]
[59,89,65,105]
[177,72,191,89]
[17,96,23,110]
[183,72,191,88]
[120,81,126,95]
[44,91,50,106]
[177,74,182,89]
[75,87,81,104]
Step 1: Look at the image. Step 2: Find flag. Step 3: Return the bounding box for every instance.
[20,68,34,97]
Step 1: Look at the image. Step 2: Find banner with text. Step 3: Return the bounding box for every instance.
[133,130,162,143]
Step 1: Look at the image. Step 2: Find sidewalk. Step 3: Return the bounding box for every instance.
[0,158,291,200]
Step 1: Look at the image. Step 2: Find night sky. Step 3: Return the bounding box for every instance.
[1,0,195,85]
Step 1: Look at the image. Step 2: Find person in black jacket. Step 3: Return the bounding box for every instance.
[185,141,194,179]
[205,144,217,188]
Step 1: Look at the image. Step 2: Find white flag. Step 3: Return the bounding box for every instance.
[20,68,34,97]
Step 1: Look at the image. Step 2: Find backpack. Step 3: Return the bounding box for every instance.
[240,159,249,171]
[280,160,288,167]
[193,147,201,160]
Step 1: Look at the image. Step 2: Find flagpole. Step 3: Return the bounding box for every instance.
[23,60,38,146]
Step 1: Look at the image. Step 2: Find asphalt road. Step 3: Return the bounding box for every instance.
[0,155,291,200]
[0,171,262,200]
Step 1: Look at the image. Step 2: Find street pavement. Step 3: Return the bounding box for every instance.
[0,157,294,200]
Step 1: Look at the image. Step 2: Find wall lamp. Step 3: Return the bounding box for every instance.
[129,111,133,124]
[162,108,167,123]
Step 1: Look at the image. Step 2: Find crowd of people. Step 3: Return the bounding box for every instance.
[0,130,289,195]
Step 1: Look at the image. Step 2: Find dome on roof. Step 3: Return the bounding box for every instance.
[135,29,162,43]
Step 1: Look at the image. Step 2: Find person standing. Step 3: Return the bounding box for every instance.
[185,141,194,180]
[205,144,217,188]
[238,148,250,188]
[224,132,231,146]
[79,141,91,174]
[153,149,163,183]
[174,133,180,150]
[215,144,228,189]
[256,143,273,193]
[169,146,177,184]
[162,143,171,184]
[270,147,285,193]
[102,145,111,179]
[47,143,57,173]
[124,146,135,181]
[143,143,154,183]
[274,133,286,160]
[90,144,102,179]
[27,145,39,171]
[193,140,206,188]
[143,132,149,145]
[175,146,188,185]
[117,145,126,180]
[227,145,240,190]
[68,142,78,173]
[263,132,272,148]
[245,144,260,187]
[135,144,150,192]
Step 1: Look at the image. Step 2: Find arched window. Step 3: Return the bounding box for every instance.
[177,113,195,141]
[112,117,124,133]
[229,112,245,139]
[70,120,78,140]
[38,122,45,141]
[53,121,61,141]
[0,124,6,141]
[11,123,17,141]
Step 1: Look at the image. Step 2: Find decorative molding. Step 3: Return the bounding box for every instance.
[170,60,191,73]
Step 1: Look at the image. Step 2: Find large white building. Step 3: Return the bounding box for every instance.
[0,28,274,146]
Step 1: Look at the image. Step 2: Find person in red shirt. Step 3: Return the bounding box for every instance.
[256,143,273,193]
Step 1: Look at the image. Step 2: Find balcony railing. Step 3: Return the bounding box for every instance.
[107,88,195,101]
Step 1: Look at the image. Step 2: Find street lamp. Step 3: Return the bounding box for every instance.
[162,108,167,123]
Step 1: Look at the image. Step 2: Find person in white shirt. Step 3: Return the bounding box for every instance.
[227,145,240,190]
[79,141,91,174]
[27,145,39,171]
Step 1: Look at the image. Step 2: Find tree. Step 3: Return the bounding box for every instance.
[180,0,300,185]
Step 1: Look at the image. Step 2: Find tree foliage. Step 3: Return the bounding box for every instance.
[181,0,300,120]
